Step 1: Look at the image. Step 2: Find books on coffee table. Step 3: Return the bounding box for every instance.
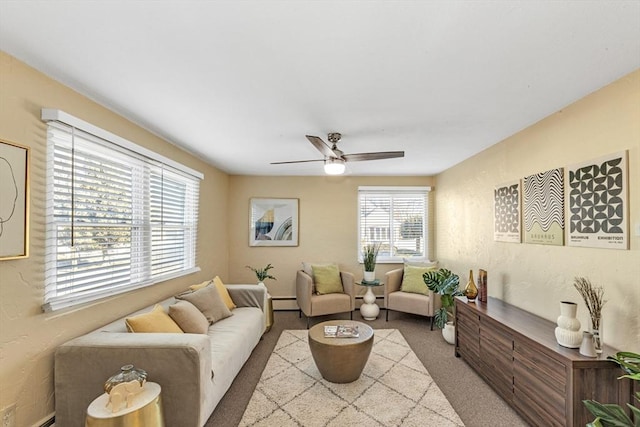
[324,325,360,338]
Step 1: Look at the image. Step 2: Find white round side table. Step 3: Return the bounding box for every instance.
[358,281,384,320]
[85,381,164,426]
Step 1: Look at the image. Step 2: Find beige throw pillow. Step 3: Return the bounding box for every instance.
[312,264,344,294]
[169,300,210,334]
[400,265,436,295]
[176,285,232,324]
[125,304,184,333]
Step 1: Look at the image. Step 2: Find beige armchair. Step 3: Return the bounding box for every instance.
[296,269,356,328]
[384,268,442,329]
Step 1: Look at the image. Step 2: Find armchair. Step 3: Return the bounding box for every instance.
[296,269,355,328]
[384,267,442,329]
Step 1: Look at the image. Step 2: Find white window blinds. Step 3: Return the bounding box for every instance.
[358,186,431,263]
[43,113,201,311]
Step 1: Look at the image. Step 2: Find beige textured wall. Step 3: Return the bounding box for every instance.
[435,69,640,353]
[227,176,434,308]
[0,52,229,425]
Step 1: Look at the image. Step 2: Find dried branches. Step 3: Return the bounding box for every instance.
[573,277,606,330]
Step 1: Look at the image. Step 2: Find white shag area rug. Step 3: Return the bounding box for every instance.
[239,329,465,427]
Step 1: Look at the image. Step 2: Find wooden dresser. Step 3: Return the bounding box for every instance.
[455,296,633,427]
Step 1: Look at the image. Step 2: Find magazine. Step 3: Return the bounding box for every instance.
[324,325,360,338]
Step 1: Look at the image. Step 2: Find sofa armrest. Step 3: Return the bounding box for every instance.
[55,332,211,427]
[226,284,266,311]
[296,270,313,316]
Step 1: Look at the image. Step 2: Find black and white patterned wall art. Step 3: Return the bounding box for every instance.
[567,151,628,249]
[494,180,521,243]
[523,167,565,246]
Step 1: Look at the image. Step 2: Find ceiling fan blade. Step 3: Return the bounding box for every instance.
[270,159,325,165]
[342,151,405,162]
[306,135,339,157]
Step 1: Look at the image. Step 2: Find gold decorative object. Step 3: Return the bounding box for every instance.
[464,269,478,302]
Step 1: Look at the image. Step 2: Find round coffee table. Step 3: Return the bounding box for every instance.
[308,320,374,383]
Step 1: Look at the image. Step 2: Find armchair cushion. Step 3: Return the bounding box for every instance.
[312,264,344,294]
[400,265,436,295]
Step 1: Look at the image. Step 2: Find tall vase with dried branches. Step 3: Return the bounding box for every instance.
[574,277,606,353]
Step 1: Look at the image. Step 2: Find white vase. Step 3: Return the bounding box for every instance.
[442,322,455,345]
[554,301,582,348]
[363,271,375,282]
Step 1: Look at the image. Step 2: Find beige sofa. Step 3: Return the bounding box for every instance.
[54,284,266,427]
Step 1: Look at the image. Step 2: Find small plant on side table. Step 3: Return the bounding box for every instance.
[362,243,381,272]
[246,264,277,285]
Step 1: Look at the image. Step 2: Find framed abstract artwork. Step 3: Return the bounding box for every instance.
[566,151,628,249]
[249,198,299,246]
[0,139,30,259]
[523,167,564,246]
[494,180,521,243]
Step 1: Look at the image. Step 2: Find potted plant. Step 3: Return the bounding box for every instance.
[583,351,640,426]
[362,243,381,282]
[423,268,463,344]
[246,264,277,287]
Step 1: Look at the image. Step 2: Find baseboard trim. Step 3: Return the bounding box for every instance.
[36,414,55,427]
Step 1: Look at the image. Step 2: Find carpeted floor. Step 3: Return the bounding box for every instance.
[205,310,529,427]
[239,329,464,426]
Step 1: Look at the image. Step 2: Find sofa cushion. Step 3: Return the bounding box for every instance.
[125,304,184,333]
[189,280,213,291]
[312,264,344,294]
[213,276,237,310]
[176,285,232,324]
[169,300,209,334]
[400,265,436,295]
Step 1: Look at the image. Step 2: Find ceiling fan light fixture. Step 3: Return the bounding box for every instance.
[324,158,345,175]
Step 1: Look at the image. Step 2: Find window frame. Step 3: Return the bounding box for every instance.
[357,186,431,264]
[42,109,202,311]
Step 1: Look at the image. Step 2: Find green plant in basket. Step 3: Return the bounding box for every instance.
[423,268,462,329]
[584,351,640,427]
[246,263,277,282]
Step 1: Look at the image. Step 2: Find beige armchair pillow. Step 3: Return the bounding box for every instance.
[312,264,344,294]
[400,265,436,295]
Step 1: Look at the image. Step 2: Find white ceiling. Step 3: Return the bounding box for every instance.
[1,1,639,176]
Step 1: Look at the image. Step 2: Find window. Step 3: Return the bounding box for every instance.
[42,110,202,311]
[358,186,431,263]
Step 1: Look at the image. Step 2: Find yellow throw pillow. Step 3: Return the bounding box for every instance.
[189,280,213,291]
[125,304,184,333]
[312,264,344,294]
[213,276,236,310]
[400,265,436,295]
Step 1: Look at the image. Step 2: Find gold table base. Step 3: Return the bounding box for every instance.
[86,383,164,427]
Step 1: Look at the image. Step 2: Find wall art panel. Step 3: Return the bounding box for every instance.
[494,180,521,243]
[567,151,628,249]
[523,168,564,246]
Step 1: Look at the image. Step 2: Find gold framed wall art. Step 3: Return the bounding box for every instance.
[0,139,30,259]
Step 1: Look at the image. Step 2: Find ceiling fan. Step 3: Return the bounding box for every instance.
[271,133,405,175]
